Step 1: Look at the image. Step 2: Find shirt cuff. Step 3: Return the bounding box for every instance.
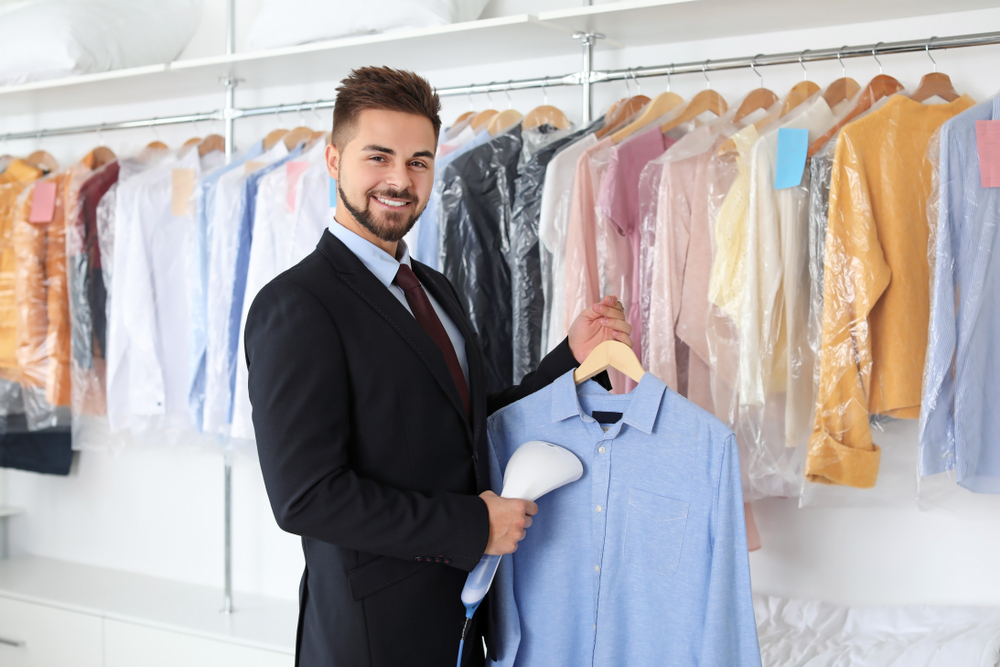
[805,433,881,488]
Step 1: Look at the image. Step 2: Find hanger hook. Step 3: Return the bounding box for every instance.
[702,60,712,90]
[504,80,514,110]
[750,54,763,89]
[926,36,938,73]
[666,63,673,93]
[872,42,884,75]
[541,77,549,106]
[837,45,848,79]
[467,88,474,111]
[630,68,641,97]
[96,123,104,147]
[485,82,495,108]
[799,49,810,81]
[623,68,633,98]
[312,101,323,125]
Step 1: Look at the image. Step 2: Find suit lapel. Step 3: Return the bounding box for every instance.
[412,261,486,447]
[318,231,471,435]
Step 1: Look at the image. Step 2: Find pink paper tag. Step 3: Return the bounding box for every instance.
[976,120,1000,188]
[29,181,57,223]
[286,161,310,213]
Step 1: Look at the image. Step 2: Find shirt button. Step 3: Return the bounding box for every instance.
[598,446,606,454]
[594,564,600,572]
[595,505,602,513]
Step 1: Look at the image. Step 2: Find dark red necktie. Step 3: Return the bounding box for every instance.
[394,264,471,421]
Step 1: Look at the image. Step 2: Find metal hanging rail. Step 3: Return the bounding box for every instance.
[2,29,999,144]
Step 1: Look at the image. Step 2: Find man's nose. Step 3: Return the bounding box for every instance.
[383,161,413,193]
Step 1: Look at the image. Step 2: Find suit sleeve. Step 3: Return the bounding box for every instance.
[246,278,490,572]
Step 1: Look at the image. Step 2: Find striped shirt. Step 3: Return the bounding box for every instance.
[919,93,1000,494]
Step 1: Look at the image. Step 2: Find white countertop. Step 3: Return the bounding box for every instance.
[0,556,296,654]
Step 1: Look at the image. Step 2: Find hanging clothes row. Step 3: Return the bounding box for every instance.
[411,65,997,511]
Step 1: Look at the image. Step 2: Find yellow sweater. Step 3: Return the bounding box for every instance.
[806,94,975,488]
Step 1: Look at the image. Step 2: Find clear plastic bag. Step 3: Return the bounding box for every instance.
[804,92,974,492]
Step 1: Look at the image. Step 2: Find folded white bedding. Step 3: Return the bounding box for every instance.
[754,594,1000,667]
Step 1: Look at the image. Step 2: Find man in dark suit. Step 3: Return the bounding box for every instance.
[245,67,632,667]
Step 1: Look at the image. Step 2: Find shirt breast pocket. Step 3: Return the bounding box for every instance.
[623,488,689,577]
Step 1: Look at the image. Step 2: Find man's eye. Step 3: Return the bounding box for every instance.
[370,155,387,162]
[410,161,427,169]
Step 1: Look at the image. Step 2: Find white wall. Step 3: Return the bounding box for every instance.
[4,1,1000,610]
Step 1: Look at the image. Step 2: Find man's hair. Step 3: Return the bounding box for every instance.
[332,67,442,149]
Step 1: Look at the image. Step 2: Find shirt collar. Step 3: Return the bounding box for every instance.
[550,369,667,435]
[327,218,411,289]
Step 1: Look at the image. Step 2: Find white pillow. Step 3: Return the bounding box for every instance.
[247,0,488,51]
[0,0,203,86]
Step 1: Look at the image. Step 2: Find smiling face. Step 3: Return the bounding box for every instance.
[326,108,436,255]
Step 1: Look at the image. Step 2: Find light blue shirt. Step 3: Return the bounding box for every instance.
[414,129,492,269]
[486,370,761,667]
[189,140,264,429]
[920,93,1000,494]
[327,220,469,385]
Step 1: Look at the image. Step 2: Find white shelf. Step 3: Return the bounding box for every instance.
[0,506,24,519]
[0,0,997,118]
[0,556,296,654]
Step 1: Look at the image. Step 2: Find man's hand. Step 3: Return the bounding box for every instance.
[568,295,634,364]
[479,490,538,555]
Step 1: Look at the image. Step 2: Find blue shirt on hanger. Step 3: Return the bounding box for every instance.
[486,370,761,667]
[189,140,265,430]
[920,93,1000,494]
[225,144,303,423]
[414,129,492,269]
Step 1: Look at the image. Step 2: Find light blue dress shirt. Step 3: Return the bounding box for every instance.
[920,93,1000,494]
[189,140,264,429]
[486,370,761,667]
[414,129,492,269]
[225,146,304,423]
[327,220,469,385]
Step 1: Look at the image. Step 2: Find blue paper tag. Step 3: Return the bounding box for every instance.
[329,175,338,208]
[774,128,809,190]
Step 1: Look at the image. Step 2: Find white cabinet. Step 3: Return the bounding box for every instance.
[104,620,293,667]
[0,597,103,667]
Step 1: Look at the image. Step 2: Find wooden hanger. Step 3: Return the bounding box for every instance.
[283,126,315,150]
[596,95,650,139]
[26,150,59,173]
[523,105,572,131]
[823,78,860,108]
[487,109,523,136]
[84,146,117,168]
[807,73,903,157]
[182,137,201,149]
[610,90,684,143]
[307,130,332,148]
[146,141,169,150]
[659,89,727,134]
[911,38,961,103]
[263,129,288,150]
[470,109,498,131]
[780,81,820,117]
[453,110,475,125]
[604,98,625,121]
[574,340,645,385]
[734,88,778,123]
[198,134,225,157]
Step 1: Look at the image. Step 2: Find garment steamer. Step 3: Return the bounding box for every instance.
[456,440,583,666]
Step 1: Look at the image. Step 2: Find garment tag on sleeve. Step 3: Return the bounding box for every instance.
[774,128,809,189]
[976,120,1000,188]
[171,168,195,216]
[329,175,337,209]
[29,181,57,223]
[245,160,267,175]
[285,161,310,213]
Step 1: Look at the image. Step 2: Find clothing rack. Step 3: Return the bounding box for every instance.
[2,0,998,618]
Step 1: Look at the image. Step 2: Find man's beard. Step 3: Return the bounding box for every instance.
[337,179,423,244]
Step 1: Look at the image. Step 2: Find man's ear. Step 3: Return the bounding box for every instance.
[325,144,340,180]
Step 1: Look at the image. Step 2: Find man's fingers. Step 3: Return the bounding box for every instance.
[524,515,533,529]
[610,330,634,349]
[600,317,632,335]
[524,500,538,516]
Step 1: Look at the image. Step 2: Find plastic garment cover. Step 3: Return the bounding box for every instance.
[538,133,599,355]
[806,94,974,489]
[508,122,589,383]
[0,159,44,424]
[231,140,328,443]
[202,141,288,436]
[0,0,203,86]
[439,123,521,393]
[248,0,487,50]
[920,94,1000,496]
